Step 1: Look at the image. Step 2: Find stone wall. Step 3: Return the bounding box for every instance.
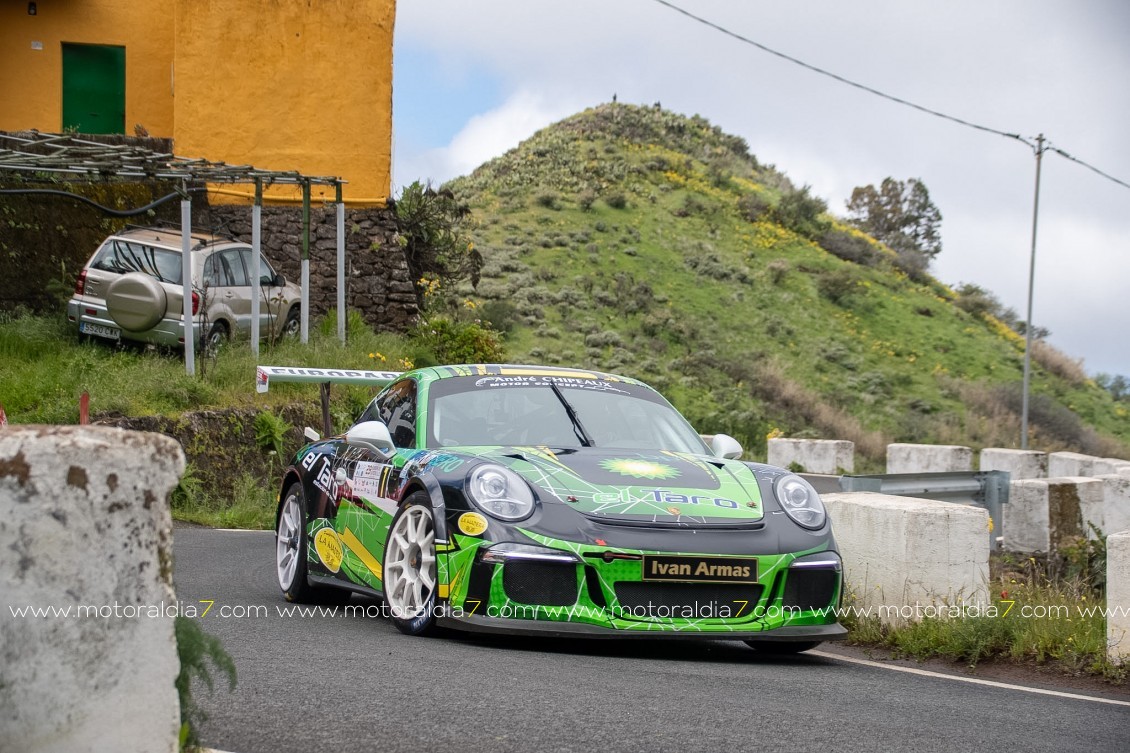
[206,203,418,333]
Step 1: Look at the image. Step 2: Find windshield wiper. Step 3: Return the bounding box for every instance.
[548,382,594,448]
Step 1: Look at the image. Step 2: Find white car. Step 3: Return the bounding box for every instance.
[66,226,301,351]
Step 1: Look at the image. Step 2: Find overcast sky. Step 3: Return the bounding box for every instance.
[392,0,1130,379]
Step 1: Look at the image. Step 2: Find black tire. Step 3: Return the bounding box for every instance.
[382,492,440,636]
[275,482,351,605]
[205,321,229,354]
[744,640,822,655]
[277,482,316,603]
[282,307,300,338]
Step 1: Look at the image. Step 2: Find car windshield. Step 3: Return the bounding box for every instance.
[426,375,708,454]
[90,239,183,284]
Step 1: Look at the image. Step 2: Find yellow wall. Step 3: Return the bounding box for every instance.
[173,0,395,203]
[0,0,175,136]
[0,0,394,204]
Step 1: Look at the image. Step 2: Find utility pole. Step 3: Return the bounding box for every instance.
[1020,134,1046,449]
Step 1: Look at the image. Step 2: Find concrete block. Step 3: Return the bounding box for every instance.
[767,438,854,474]
[1096,458,1130,476]
[1003,477,1105,553]
[823,492,989,623]
[886,443,973,474]
[0,425,185,753]
[1099,475,1130,536]
[979,448,1047,480]
[1108,530,1130,664]
[1048,451,1098,478]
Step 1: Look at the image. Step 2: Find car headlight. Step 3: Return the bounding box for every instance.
[774,474,826,530]
[466,464,535,521]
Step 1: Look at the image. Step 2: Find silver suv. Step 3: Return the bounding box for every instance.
[67,226,302,351]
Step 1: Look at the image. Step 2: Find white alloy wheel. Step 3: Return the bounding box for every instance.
[383,503,438,630]
[276,489,303,592]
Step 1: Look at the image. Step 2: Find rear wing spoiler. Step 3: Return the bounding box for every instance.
[256,365,402,393]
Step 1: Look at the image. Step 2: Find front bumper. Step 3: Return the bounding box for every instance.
[437,532,845,639]
[440,613,847,641]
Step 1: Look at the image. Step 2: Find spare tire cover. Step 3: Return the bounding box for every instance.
[105,272,168,332]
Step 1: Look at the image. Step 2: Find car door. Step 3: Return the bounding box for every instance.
[216,248,253,336]
[328,379,419,592]
[241,248,284,338]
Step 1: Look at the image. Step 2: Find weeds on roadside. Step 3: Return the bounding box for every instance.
[842,550,1126,684]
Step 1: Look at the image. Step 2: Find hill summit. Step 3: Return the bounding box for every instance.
[446,103,1127,466]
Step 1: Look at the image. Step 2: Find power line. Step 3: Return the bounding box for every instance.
[650,0,1026,144]
[1049,146,1130,191]
[650,0,1130,193]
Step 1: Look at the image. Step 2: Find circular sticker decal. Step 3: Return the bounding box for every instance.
[600,458,681,480]
[314,528,344,573]
[458,512,488,536]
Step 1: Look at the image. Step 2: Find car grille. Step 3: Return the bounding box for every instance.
[613,582,763,620]
[781,569,839,611]
[502,561,579,607]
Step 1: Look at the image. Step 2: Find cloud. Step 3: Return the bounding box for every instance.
[394,90,582,190]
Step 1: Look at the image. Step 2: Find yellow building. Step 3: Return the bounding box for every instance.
[0,0,394,203]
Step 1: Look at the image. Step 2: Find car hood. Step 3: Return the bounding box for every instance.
[457,446,765,526]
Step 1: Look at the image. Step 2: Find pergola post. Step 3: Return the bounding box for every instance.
[336,181,346,343]
[301,179,311,344]
[251,178,263,357]
[180,182,194,376]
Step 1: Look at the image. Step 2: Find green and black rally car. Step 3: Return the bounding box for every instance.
[265,364,846,652]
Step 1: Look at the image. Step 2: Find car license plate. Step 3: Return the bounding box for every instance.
[80,321,121,341]
[642,555,758,583]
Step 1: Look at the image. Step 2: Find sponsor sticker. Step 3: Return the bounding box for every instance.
[314,528,344,573]
[353,461,384,499]
[642,554,758,584]
[457,512,488,536]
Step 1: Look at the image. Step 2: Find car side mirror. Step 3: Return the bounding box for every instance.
[344,421,395,460]
[711,433,743,460]
[263,272,285,287]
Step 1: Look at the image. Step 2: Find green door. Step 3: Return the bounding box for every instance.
[61,43,125,134]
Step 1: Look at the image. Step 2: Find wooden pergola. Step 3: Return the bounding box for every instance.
[0,131,349,374]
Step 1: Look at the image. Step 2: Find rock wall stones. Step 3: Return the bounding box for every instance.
[205,204,418,332]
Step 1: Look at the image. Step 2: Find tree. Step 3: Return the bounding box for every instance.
[1096,373,1130,401]
[393,181,481,310]
[846,177,942,261]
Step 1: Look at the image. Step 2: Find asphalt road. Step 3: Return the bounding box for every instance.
[174,528,1130,753]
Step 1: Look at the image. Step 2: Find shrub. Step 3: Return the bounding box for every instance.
[816,267,861,306]
[766,259,790,284]
[414,315,505,364]
[534,191,560,210]
[891,247,931,282]
[1031,340,1086,386]
[479,299,518,334]
[818,228,881,266]
[577,189,597,211]
[604,191,628,209]
[737,192,771,223]
[771,184,829,239]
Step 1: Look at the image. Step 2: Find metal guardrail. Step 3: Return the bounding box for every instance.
[801,471,1010,550]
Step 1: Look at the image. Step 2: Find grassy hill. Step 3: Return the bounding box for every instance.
[446,103,1128,468]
